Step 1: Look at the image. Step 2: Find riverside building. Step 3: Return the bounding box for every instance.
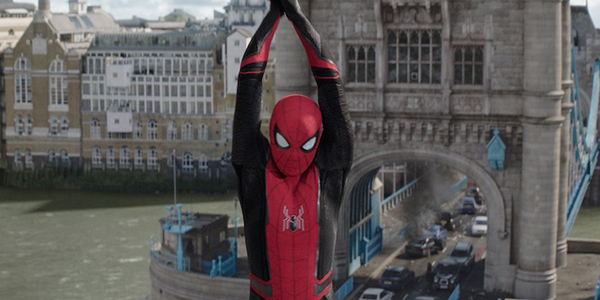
[3,0,119,171]
[1,0,276,178]
[80,31,231,176]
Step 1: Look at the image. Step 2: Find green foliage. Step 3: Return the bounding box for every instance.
[4,168,237,194]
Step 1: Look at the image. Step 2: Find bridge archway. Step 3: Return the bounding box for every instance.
[341,148,514,292]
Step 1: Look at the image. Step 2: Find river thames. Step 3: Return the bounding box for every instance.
[0,187,238,300]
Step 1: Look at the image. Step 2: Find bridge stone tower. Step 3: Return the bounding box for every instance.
[274,0,574,298]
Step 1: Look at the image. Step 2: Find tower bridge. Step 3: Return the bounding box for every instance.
[274,1,599,299]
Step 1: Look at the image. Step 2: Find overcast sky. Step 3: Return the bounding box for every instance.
[18,0,600,26]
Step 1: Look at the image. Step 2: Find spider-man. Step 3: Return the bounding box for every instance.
[232,0,353,299]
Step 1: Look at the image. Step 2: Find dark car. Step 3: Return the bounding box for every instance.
[449,241,475,271]
[433,258,461,290]
[437,210,456,231]
[459,197,477,214]
[429,225,448,241]
[405,237,443,257]
[377,266,415,290]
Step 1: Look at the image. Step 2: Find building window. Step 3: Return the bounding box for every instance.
[61,117,69,136]
[148,120,158,140]
[198,124,208,140]
[182,152,193,171]
[8,29,14,35]
[135,121,143,140]
[182,122,193,140]
[234,40,240,46]
[219,231,226,243]
[24,149,33,169]
[347,45,376,84]
[167,121,177,140]
[92,146,102,169]
[199,154,208,171]
[387,29,442,84]
[48,149,56,165]
[49,59,69,106]
[107,147,115,169]
[91,118,101,139]
[14,149,21,169]
[134,147,143,170]
[15,114,23,135]
[148,147,158,170]
[454,46,484,85]
[120,146,130,169]
[25,115,33,135]
[60,149,70,165]
[49,117,59,136]
[14,56,32,104]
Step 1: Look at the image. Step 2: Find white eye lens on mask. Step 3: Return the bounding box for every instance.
[301,136,317,152]
[276,132,290,149]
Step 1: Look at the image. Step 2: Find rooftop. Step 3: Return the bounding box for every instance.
[89,31,220,51]
[160,212,228,231]
[0,0,35,12]
[48,10,120,34]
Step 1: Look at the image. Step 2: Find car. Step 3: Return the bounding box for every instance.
[437,210,456,231]
[471,215,488,236]
[359,287,394,300]
[429,225,448,240]
[405,236,444,257]
[467,186,483,205]
[432,258,461,290]
[460,196,477,214]
[378,266,415,290]
[449,241,475,271]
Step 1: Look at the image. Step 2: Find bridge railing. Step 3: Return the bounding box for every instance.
[380,178,420,214]
[361,229,383,265]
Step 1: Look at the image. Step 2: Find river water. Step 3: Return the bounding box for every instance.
[0,187,238,300]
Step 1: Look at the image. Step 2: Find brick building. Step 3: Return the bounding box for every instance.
[3,0,119,171]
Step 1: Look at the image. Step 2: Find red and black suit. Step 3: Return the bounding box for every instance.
[232,1,353,299]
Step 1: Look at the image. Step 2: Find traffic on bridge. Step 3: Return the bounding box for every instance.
[349,166,500,300]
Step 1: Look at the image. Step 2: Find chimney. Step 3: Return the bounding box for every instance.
[34,0,51,22]
[39,0,50,12]
[69,0,87,15]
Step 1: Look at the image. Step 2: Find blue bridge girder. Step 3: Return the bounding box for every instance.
[566,44,600,237]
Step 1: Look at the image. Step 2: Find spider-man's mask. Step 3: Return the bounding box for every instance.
[269,94,322,177]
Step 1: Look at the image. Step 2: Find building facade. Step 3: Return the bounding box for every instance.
[0,0,35,180]
[223,0,269,34]
[80,31,233,176]
[2,0,277,178]
[3,0,119,171]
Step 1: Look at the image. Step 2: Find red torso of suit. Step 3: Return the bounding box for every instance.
[249,161,331,300]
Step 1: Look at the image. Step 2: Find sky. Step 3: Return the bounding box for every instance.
[16,0,600,25]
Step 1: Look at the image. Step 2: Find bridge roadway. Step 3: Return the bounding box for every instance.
[344,182,600,300]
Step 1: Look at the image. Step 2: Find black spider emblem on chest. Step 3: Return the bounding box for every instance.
[282,206,305,232]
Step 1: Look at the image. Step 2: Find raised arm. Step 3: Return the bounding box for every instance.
[232,1,283,168]
[280,0,354,171]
